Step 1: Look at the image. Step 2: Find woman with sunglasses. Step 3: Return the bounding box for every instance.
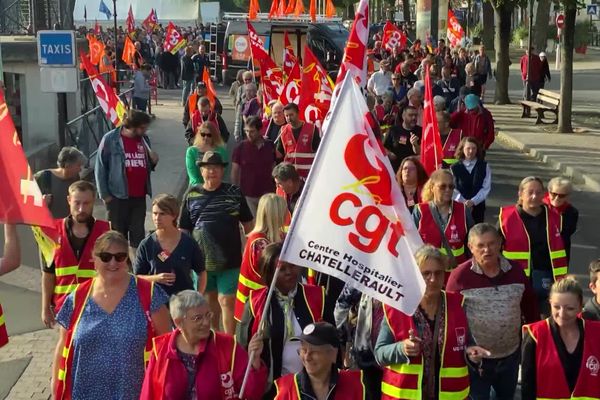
[237,242,334,398]
[499,176,568,317]
[544,177,579,263]
[52,231,171,400]
[185,121,229,186]
[140,290,267,400]
[413,169,474,277]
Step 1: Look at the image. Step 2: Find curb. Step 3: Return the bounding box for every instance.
[496,131,600,192]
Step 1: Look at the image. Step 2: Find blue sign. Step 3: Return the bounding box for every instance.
[588,5,598,15]
[37,30,76,67]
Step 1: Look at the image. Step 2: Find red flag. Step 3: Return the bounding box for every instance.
[94,20,101,35]
[126,5,136,35]
[294,0,305,16]
[163,22,186,54]
[247,21,285,105]
[122,35,137,65]
[87,34,105,65]
[309,0,316,21]
[283,31,298,78]
[447,10,465,47]
[420,68,443,175]
[325,0,336,17]
[80,52,126,127]
[285,0,295,14]
[278,0,287,15]
[298,46,334,126]
[142,9,158,32]
[269,0,279,18]
[382,21,407,51]
[279,62,302,105]
[0,89,55,228]
[335,0,369,87]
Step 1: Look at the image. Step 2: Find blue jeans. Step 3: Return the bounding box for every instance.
[181,79,194,105]
[468,349,520,400]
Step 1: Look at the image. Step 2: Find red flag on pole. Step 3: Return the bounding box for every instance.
[202,67,218,110]
[249,0,260,20]
[163,22,186,54]
[447,10,465,47]
[285,0,295,14]
[94,20,101,35]
[325,0,336,17]
[382,21,408,51]
[420,68,444,175]
[283,31,298,79]
[87,34,105,65]
[309,0,316,21]
[142,9,158,32]
[122,35,137,65]
[298,46,334,126]
[0,89,55,228]
[335,0,369,87]
[268,0,279,18]
[278,62,302,105]
[247,21,285,105]
[126,5,136,35]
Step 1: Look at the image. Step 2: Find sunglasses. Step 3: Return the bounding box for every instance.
[200,133,212,137]
[437,184,455,190]
[550,192,568,198]
[96,252,128,263]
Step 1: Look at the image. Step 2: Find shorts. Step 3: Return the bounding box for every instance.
[106,197,146,247]
[205,268,239,295]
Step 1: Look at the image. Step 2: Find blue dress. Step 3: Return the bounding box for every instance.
[57,275,168,400]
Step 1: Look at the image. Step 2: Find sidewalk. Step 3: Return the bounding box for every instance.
[0,88,219,399]
[487,102,600,192]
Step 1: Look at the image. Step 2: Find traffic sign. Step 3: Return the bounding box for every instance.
[587,5,598,15]
[40,67,79,93]
[556,14,565,29]
[37,30,76,67]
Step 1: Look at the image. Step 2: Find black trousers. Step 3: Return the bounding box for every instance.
[106,197,146,247]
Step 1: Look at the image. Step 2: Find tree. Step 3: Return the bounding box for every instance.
[482,1,495,50]
[489,0,520,104]
[556,0,580,133]
[59,0,76,29]
[534,0,552,52]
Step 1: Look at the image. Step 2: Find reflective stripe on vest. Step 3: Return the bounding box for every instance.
[524,319,600,400]
[499,205,567,279]
[381,291,470,400]
[234,233,269,322]
[281,122,316,178]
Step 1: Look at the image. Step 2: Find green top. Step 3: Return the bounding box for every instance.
[185,145,229,186]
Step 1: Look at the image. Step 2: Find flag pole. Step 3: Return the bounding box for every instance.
[238,264,282,399]
[112,0,120,92]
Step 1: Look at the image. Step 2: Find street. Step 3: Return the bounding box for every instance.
[1,57,600,398]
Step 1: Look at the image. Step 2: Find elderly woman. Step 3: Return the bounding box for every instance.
[375,245,490,400]
[237,242,333,397]
[134,194,207,295]
[499,176,568,317]
[544,177,579,263]
[234,193,288,322]
[395,156,428,212]
[140,290,267,400]
[413,169,474,274]
[521,278,600,400]
[52,231,171,400]
[185,121,229,186]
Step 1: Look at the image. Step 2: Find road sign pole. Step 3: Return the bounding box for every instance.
[555,28,561,71]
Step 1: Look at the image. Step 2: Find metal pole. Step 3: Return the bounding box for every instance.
[112,0,119,93]
[526,0,534,100]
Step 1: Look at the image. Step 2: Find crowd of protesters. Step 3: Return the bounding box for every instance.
[1,20,600,400]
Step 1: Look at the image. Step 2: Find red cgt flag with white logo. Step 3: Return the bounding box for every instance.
[247,21,285,105]
[382,21,408,52]
[279,77,425,314]
[0,89,55,228]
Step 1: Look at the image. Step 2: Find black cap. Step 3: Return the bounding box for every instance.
[196,151,228,167]
[291,322,340,348]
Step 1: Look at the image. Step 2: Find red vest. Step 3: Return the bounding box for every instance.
[234,232,269,322]
[191,110,220,136]
[499,205,567,279]
[281,122,316,179]
[381,291,470,400]
[54,276,155,400]
[274,370,365,399]
[53,219,110,311]
[0,302,8,348]
[249,284,325,336]
[442,129,462,165]
[146,330,240,400]
[523,319,600,400]
[417,201,468,266]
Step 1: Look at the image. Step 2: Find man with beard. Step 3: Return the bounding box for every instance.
[40,181,110,328]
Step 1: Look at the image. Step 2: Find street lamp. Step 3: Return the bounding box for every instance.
[525,0,535,100]
[112,0,119,92]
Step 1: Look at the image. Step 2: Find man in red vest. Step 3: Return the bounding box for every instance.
[0,224,21,348]
[276,103,320,179]
[274,322,365,399]
[41,181,110,328]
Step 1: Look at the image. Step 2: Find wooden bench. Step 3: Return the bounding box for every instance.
[519,89,560,124]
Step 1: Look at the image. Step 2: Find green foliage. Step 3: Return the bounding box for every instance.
[547,24,558,41]
[556,0,586,11]
[512,23,528,44]
[574,20,591,47]
[471,22,483,38]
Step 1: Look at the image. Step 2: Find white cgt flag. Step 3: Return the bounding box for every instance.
[279,77,426,315]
